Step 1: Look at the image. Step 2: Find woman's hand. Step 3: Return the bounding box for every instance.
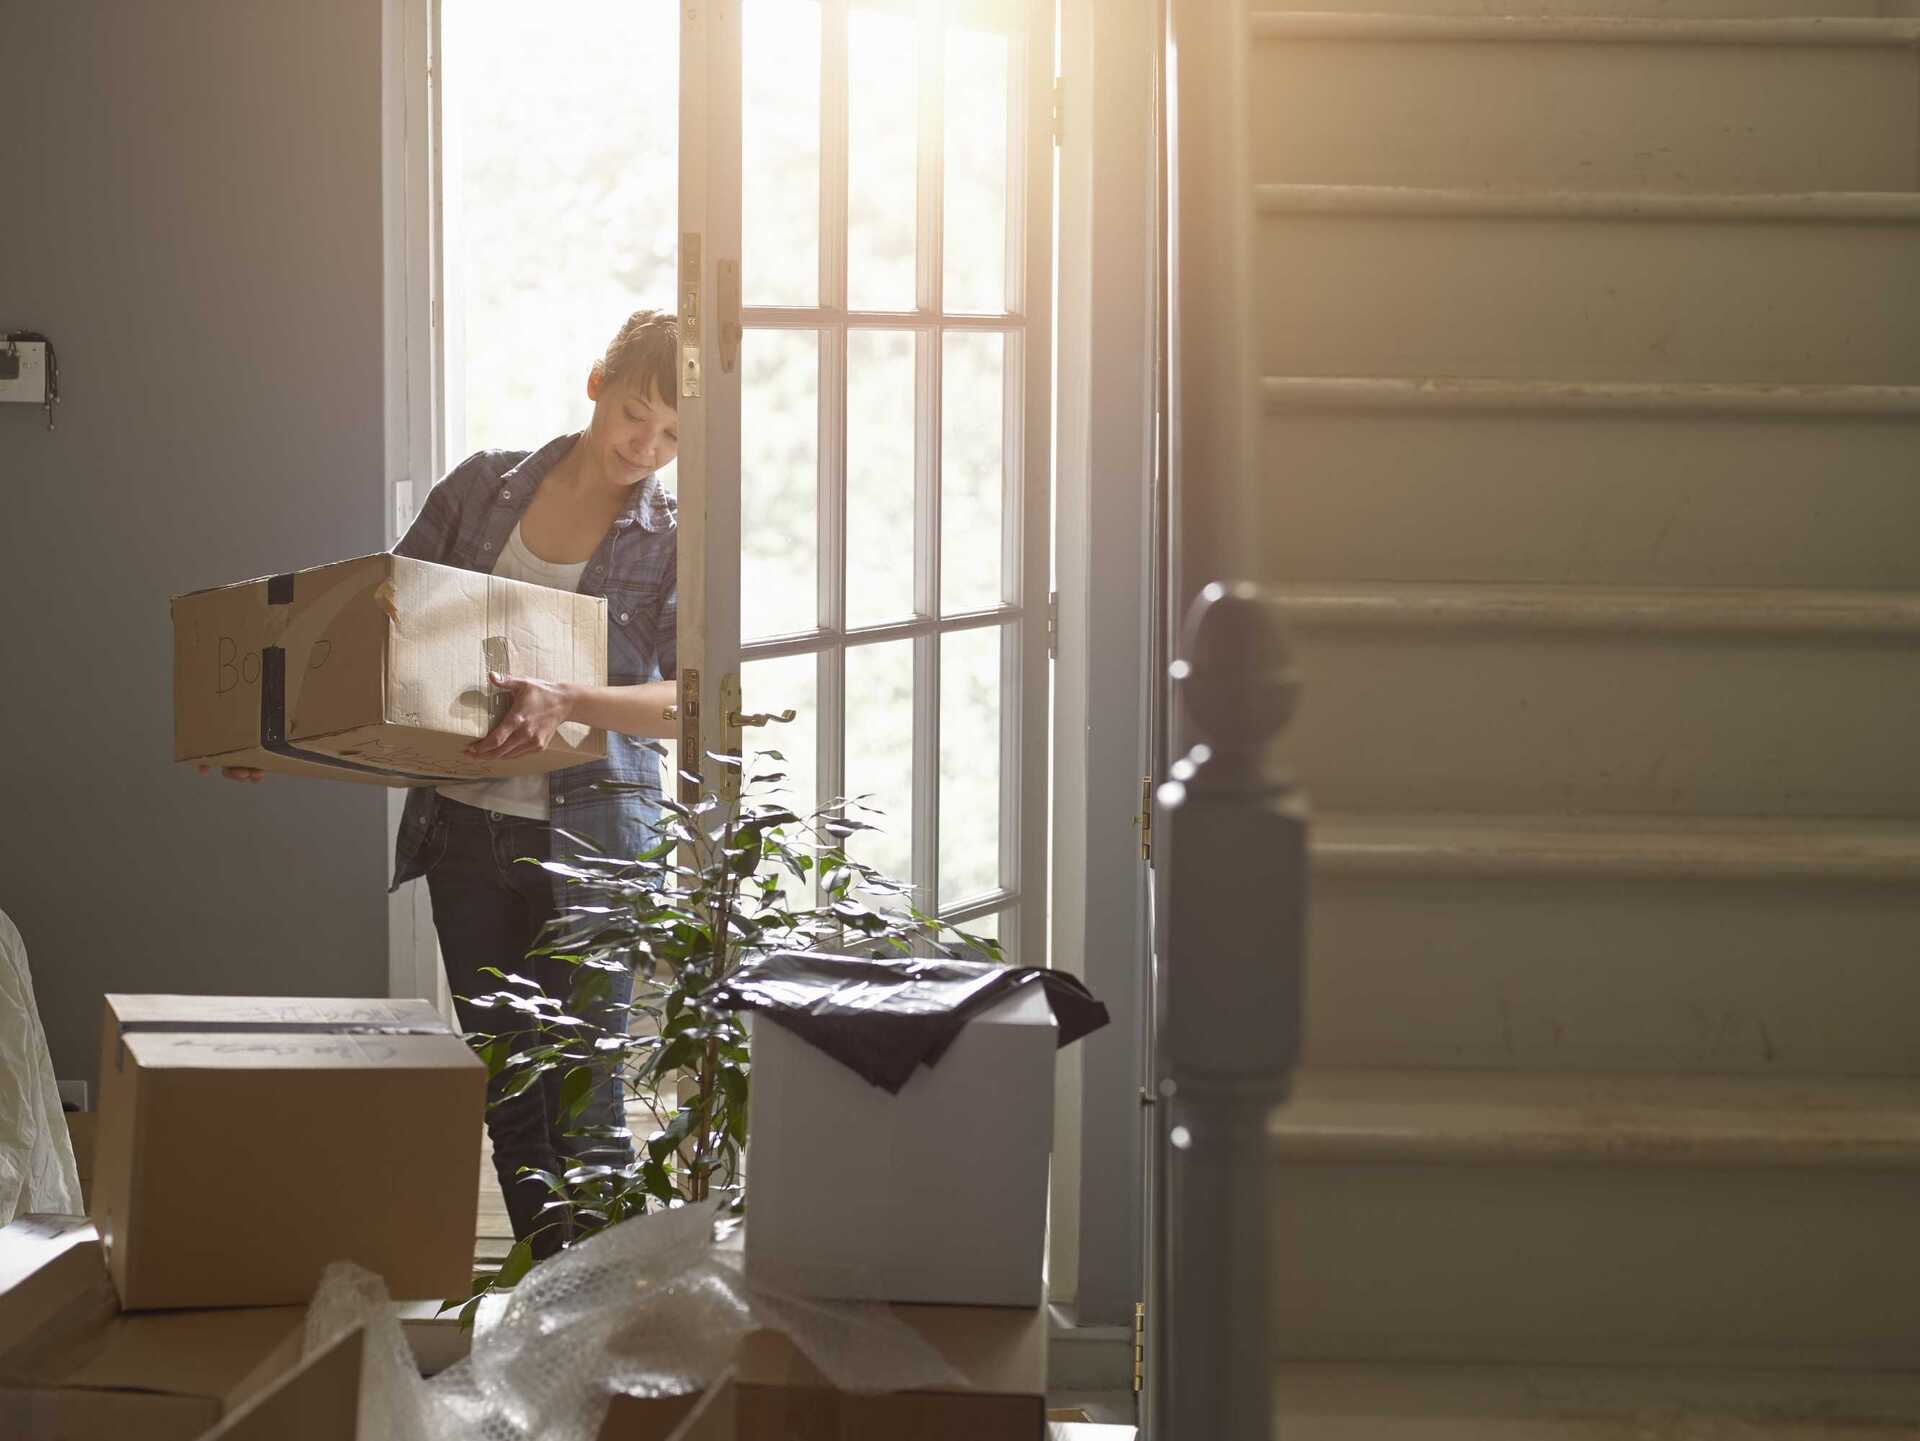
[196,764,265,783]
[467,671,575,762]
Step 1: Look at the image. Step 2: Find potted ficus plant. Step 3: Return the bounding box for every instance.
[448,747,999,1322]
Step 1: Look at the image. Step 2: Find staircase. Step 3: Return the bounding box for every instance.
[1239,0,1920,1429]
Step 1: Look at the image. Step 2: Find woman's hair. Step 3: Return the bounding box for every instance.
[598,308,679,403]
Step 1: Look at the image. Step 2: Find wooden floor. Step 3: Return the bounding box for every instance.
[473,1132,514,1266]
[474,1097,666,1267]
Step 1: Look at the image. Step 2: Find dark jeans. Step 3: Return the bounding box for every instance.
[425,798,634,1259]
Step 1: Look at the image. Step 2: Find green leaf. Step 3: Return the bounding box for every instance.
[494,1238,536,1290]
[559,1066,596,1122]
[493,1067,543,1104]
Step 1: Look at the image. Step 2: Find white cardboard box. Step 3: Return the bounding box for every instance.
[744,985,1058,1306]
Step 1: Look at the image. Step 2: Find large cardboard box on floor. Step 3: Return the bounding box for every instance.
[601,1303,1049,1441]
[0,1215,306,1441]
[173,552,607,785]
[195,1324,373,1441]
[744,985,1059,1306]
[92,995,485,1310]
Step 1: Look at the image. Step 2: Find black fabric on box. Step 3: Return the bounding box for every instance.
[710,952,1110,1094]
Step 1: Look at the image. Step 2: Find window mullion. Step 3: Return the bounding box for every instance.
[910,1,945,927]
[1014,0,1053,972]
[823,0,848,317]
[820,0,850,846]
[1003,20,1029,320]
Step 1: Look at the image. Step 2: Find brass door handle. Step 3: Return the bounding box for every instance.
[728,708,796,728]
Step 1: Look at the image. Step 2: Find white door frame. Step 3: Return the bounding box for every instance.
[382,0,448,1012]
[1050,0,1159,1328]
[384,13,1132,1310]
[675,0,746,793]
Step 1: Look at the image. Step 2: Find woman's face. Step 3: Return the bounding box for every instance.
[586,368,680,485]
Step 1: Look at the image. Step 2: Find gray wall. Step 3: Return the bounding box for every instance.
[0,1,392,1086]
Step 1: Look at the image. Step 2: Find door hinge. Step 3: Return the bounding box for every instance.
[1134,775,1153,863]
[1132,1300,1146,1393]
[1051,76,1063,147]
[1046,591,1059,659]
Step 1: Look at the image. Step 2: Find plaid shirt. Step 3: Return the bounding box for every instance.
[387,435,675,904]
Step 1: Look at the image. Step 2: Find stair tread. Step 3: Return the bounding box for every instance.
[1275,1066,1920,1165]
[1256,183,1920,221]
[1252,11,1920,41]
[1264,578,1920,636]
[1262,375,1920,414]
[1315,810,1920,881]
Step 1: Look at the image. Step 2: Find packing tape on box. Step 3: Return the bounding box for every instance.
[258,570,465,783]
[302,1201,965,1441]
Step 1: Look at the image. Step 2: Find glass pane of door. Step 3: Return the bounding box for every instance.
[943,20,1011,314]
[844,639,915,886]
[846,329,919,627]
[847,6,919,312]
[741,649,820,881]
[743,0,822,306]
[940,624,1004,903]
[941,330,1006,614]
[741,330,821,641]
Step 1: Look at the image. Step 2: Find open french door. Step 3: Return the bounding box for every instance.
[676,0,1053,961]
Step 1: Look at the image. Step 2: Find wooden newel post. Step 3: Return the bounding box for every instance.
[1151,581,1308,1441]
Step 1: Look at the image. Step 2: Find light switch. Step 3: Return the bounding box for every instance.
[0,340,47,404]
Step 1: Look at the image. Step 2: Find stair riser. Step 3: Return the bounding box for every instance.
[1270,1163,1920,1366]
[1253,41,1920,193]
[1260,409,1920,589]
[1306,873,1920,1073]
[1282,627,1920,816]
[1258,213,1920,385]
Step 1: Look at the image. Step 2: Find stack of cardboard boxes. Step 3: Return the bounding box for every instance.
[95,555,1121,1438]
[607,982,1067,1440]
[1,985,1124,1439]
[0,995,485,1439]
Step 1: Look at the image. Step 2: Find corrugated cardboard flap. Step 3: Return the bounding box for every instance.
[103,995,476,1075]
[29,1306,305,1404]
[0,1216,114,1364]
[106,996,445,1029]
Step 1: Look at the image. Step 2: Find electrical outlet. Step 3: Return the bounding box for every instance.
[0,341,48,405]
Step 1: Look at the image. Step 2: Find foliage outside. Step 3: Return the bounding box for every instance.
[446,749,1000,1322]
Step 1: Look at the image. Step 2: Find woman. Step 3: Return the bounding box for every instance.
[208,309,680,1259]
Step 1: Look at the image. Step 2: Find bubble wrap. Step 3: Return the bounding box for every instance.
[0,908,83,1224]
[304,1201,966,1441]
